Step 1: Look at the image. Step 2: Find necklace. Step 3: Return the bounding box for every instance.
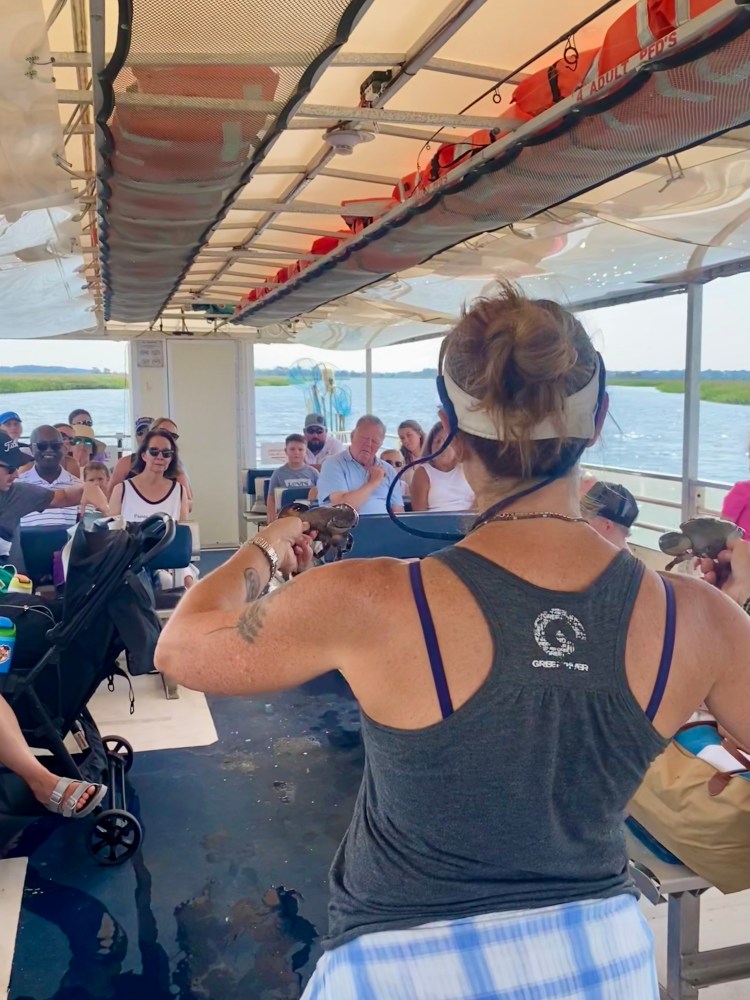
[473,511,587,532]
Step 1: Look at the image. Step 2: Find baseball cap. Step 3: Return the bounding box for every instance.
[304,413,326,430]
[0,432,28,470]
[135,416,153,434]
[585,481,639,528]
[0,411,21,425]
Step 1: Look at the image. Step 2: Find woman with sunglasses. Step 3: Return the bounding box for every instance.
[107,417,192,507]
[109,430,195,586]
[53,423,82,477]
[106,416,153,497]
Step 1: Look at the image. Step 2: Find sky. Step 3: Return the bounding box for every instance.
[1,272,747,373]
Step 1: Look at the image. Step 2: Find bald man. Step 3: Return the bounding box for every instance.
[18,425,83,529]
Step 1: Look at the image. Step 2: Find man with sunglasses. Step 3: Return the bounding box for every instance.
[303,413,344,471]
[0,432,108,573]
[17,426,82,529]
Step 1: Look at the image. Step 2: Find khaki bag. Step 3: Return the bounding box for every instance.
[629,724,750,894]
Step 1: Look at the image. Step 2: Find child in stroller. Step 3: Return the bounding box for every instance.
[0,513,174,864]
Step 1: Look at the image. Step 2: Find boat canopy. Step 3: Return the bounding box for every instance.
[1,0,749,347]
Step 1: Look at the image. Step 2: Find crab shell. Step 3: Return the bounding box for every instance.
[659,517,743,559]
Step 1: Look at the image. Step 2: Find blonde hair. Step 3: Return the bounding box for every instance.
[443,282,598,479]
[149,416,178,434]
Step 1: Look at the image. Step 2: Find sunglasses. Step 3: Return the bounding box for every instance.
[76,418,93,426]
[386,459,404,467]
[59,433,72,442]
[306,427,325,434]
[147,447,174,459]
[72,437,94,446]
[35,441,64,452]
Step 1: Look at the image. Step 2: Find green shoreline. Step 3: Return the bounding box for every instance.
[608,378,748,406]
[1,373,746,405]
[0,373,288,392]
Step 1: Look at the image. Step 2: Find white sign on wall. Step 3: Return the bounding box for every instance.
[136,341,165,368]
[260,442,286,465]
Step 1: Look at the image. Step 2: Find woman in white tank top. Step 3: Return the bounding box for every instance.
[410,421,475,513]
[109,430,196,586]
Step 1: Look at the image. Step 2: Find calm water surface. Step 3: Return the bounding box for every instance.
[1,382,747,483]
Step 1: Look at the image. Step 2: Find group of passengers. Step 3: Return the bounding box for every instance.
[0,408,196,819]
[265,410,478,519]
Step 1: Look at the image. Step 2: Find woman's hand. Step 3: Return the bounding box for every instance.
[259,516,315,577]
[698,537,750,607]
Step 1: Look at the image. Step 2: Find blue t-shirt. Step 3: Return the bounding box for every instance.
[316,450,403,515]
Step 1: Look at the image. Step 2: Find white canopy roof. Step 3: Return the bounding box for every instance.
[1,0,748,347]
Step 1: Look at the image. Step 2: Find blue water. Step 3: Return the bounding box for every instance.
[1,382,747,483]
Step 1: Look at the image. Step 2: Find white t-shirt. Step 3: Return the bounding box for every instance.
[306,435,344,467]
[18,467,80,528]
[423,464,475,512]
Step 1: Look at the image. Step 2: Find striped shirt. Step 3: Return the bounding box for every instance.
[18,466,80,528]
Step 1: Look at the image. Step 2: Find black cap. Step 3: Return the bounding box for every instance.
[0,432,28,471]
[586,481,639,528]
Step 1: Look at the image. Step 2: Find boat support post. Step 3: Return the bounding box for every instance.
[365,348,373,414]
[681,284,703,521]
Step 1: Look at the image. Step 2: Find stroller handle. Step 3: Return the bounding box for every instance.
[135,513,177,568]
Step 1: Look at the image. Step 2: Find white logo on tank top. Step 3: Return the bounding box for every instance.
[532,609,589,672]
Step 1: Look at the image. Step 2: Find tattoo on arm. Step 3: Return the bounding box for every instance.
[244,567,262,603]
[207,577,287,641]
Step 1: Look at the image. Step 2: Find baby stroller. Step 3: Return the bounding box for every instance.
[0,513,174,865]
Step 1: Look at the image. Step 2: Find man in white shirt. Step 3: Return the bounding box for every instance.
[304,413,344,470]
[18,426,81,528]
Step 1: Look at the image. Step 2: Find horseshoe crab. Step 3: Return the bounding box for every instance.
[277,502,359,561]
[658,517,743,571]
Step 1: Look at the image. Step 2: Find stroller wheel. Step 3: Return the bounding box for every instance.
[103,735,134,772]
[87,809,142,866]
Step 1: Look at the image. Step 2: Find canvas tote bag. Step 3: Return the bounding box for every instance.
[628,722,750,893]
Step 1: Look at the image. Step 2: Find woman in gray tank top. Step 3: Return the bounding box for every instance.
[157,285,750,999]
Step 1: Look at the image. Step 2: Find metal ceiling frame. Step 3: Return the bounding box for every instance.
[192,0,494,298]
[42,0,750,340]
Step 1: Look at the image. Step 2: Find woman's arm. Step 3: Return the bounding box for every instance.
[410,466,430,512]
[179,484,189,522]
[177,472,193,511]
[155,518,365,696]
[108,482,125,516]
[107,455,131,498]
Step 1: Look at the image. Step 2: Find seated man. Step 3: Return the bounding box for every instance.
[18,426,80,529]
[304,413,344,471]
[266,434,318,521]
[317,415,404,515]
[0,433,108,574]
[580,481,639,551]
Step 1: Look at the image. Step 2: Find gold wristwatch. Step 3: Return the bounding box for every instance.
[247,534,279,581]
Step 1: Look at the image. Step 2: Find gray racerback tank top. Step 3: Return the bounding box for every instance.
[324,547,669,950]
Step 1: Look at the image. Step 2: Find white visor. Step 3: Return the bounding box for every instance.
[443,356,601,441]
